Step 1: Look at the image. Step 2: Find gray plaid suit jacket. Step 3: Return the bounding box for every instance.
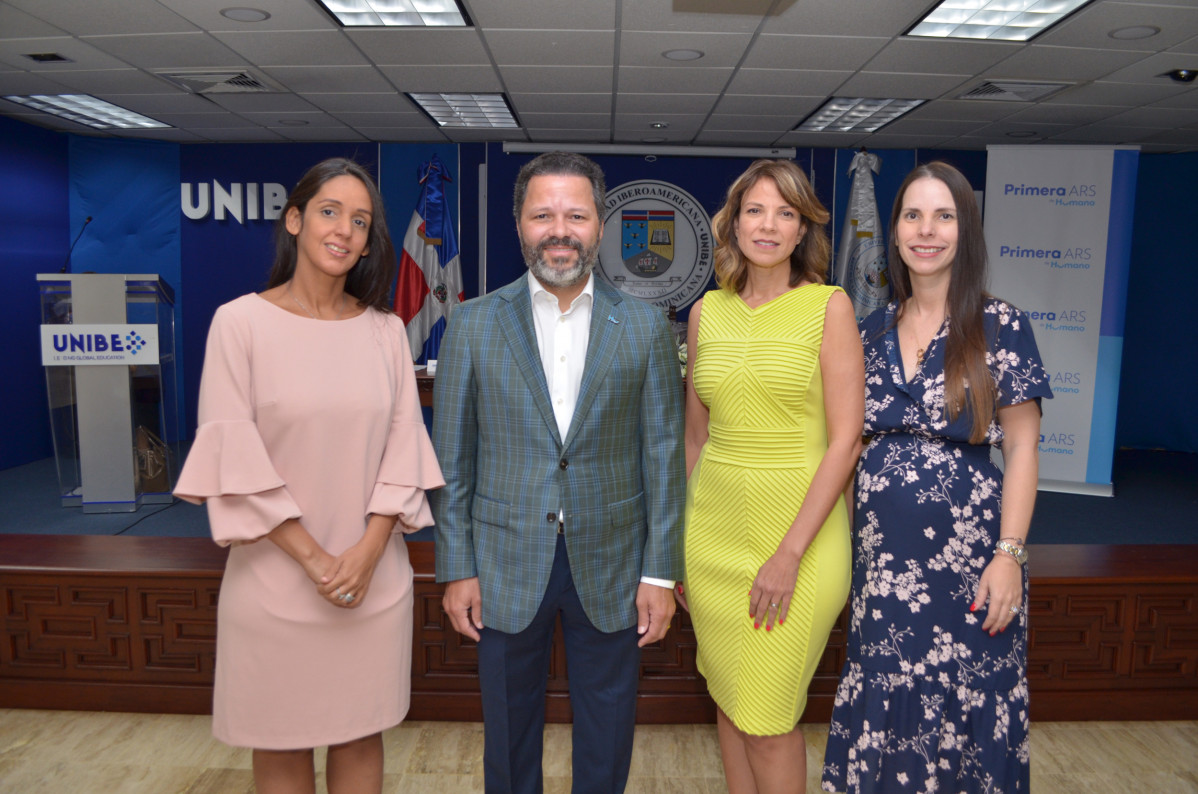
[431,274,685,635]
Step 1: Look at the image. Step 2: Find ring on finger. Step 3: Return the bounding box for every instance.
[345,593,355,604]
[1008,605,1020,614]
[770,602,779,608]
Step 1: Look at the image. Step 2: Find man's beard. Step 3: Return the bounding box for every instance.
[523,235,600,288]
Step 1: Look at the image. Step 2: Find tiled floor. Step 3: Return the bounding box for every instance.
[0,709,1194,792]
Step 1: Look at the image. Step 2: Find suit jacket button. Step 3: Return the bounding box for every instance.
[546,512,557,523]
[559,459,569,470]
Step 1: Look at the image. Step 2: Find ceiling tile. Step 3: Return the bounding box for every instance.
[487,30,615,67]
[0,37,133,71]
[82,32,247,70]
[0,3,69,37]
[616,93,719,114]
[704,114,797,132]
[264,65,394,94]
[619,30,753,67]
[1102,105,1198,127]
[726,68,852,96]
[0,70,80,95]
[775,129,871,148]
[190,126,288,142]
[622,0,772,34]
[1052,80,1185,106]
[743,35,890,71]
[511,92,613,114]
[205,93,321,113]
[155,0,338,32]
[379,64,503,93]
[865,38,1020,76]
[32,69,177,96]
[836,71,972,99]
[984,44,1145,83]
[501,65,611,93]
[301,92,418,113]
[1099,50,1198,84]
[348,29,490,65]
[618,66,733,93]
[713,93,823,117]
[1035,1,1198,51]
[465,0,615,30]
[266,124,368,141]
[210,31,370,67]
[521,112,612,130]
[763,0,931,37]
[6,0,196,36]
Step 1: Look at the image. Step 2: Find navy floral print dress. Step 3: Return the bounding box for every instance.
[822,298,1051,794]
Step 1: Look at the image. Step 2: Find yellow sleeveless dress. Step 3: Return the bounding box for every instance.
[684,284,851,735]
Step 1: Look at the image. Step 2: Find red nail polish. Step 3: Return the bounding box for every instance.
[778,618,784,626]
[969,604,977,612]
[754,622,760,629]
[765,624,771,632]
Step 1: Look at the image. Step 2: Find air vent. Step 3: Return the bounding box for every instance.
[958,81,1071,102]
[158,70,279,94]
[24,52,72,63]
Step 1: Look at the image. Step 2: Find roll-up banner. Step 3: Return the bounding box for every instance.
[983,145,1139,496]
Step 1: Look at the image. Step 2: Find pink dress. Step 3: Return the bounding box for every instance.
[175,294,444,750]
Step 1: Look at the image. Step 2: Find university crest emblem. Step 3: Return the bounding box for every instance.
[599,180,713,309]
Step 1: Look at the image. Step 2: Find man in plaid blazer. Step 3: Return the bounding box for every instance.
[431,151,685,794]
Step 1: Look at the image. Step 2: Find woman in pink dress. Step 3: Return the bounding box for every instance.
[175,158,444,794]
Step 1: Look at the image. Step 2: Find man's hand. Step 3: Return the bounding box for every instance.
[635,582,676,647]
[442,577,484,641]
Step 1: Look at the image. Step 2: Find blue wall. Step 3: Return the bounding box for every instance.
[1119,152,1197,452]
[0,116,68,469]
[0,117,1191,468]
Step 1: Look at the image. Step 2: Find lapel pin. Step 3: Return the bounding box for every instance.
[608,315,620,324]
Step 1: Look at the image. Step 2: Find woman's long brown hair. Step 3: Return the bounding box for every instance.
[888,161,995,442]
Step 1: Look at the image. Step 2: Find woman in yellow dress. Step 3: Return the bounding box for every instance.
[682,159,864,794]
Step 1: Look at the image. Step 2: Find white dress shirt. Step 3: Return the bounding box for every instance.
[527,271,673,590]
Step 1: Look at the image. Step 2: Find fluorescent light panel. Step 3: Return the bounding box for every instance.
[909,0,1092,42]
[408,93,518,128]
[318,0,467,27]
[3,94,169,129]
[796,98,925,133]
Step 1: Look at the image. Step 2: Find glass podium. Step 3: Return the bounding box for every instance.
[37,274,179,513]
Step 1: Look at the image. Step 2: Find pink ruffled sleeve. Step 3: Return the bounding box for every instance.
[174,301,302,546]
[366,315,446,533]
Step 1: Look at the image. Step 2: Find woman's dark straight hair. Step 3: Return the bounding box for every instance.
[267,158,397,311]
[888,161,995,442]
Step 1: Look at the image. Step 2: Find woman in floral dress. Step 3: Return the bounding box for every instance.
[822,162,1051,794]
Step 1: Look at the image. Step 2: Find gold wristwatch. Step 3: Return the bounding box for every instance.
[995,539,1028,566]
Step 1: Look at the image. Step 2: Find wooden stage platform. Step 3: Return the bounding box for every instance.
[1,535,1195,722]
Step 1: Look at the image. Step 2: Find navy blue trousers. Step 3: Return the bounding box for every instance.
[477,534,641,794]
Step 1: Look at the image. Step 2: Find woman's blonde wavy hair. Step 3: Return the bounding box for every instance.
[711,159,831,294]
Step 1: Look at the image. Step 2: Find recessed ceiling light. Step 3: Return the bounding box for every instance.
[1006,130,1037,138]
[649,122,670,129]
[220,7,271,22]
[3,94,170,130]
[796,97,925,133]
[908,0,1094,42]
[1108,25,1159,41]
[407,92,518,128]
[662,49,704,61]
[317,0,468,27]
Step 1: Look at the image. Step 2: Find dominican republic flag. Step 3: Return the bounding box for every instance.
[394,154,462,363]
[833,150,890,320]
